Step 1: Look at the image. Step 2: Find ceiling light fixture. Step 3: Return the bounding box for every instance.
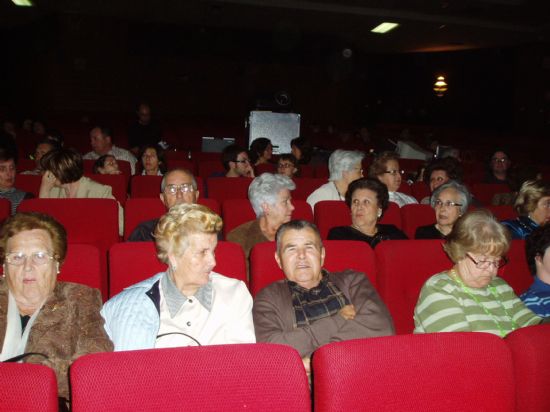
[433,76,448,97]
[371,22,399,34]
[11,0,34,6]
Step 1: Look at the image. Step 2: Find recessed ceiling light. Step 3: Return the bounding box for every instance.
[12,0,34,6]
[371,22,399,34]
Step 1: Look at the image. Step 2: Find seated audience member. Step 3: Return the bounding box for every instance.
[414,209,544,336]
[290,137,312,165]
[0,212,113,405]
[277,153,299,178]
[521,225,550,317]
[128,168,199,242]
[0,147,33,214]
[93,154,121,175]
[227,173,295,260]
[21,139,59,175]
[249,137,273,166]
[102,203,255,350]
[419,157,463,204]
[484,149,511,185]
[369,151,417,207]
[328,178,407,248]
[306,150,364,210]
[492,165,541,206]
[39,148,124,235]
[501,180,550,239]
[221,144,254,178]
[83,125,137,174]
[415,181,471,239]
[139,144,166,176]
[127,102,162,155]
[253,220,394,372]
[32,120,46,135]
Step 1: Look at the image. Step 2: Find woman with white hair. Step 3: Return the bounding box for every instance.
[227,173,296,260]
[306,150,364,210]
[102,203,255,350]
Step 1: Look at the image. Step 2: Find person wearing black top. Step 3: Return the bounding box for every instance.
[328,178,407,248]
[415,180,471,240]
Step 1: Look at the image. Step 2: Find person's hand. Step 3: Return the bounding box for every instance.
[246,165,255,178]
[338,304,356,320]
[41,171,57,189]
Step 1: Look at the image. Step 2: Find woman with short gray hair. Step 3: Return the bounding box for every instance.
[306,150,364,210]
[228,173,296,260]
[415,180,471,239]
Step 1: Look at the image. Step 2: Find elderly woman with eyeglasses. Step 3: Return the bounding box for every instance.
[328,178,407,248]
[414,209,544,336]
[415,181,471,239]
[369,151,417,207]
[0,212,112,405]
[307,150,364,210]
[501,180,550,239]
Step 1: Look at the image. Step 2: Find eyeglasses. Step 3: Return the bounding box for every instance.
[234,159,250,164]
[5,251,56,266]
[164,184,195,195]
[277,163,295,169]
[466,253,508,269]
[491,158,508,163]
[434,200,463,208]
[383,169,404,175]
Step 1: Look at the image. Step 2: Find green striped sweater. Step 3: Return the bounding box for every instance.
[414,272,541,336]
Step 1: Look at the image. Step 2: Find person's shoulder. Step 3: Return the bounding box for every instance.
[106,273,163,304]
[227,220,256,238]
[327,225,353,238]
[378,224,407,238]
[422,272,456,292]
[82,151,96,159]
[254,279,288,301]
[328,269,367,283]
[55,281,101,301]
[210,272,246,289]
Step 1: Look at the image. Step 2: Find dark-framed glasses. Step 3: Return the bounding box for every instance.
[434,200,463,208]
[277,162,294,169]
[383,169,404,175]
[466,253,508,269]
[491,158,508,164]
[5,251,56,266]
[234,159,250,164]
[164,184,195,195]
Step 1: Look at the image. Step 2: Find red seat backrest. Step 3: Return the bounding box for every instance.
[255,163,276,175]
[401,203,436,238]
[485,204,517,221]
[314,201,350,239]
[198,159,225,179]
[472,183,511,206]
[0,198,10,223]
[411,181,430,202]
[109,241,247,297]
[207,177,252,202]
[378,201,402,228]
[506,324,550,412]
[71,344,310,412]
[249,240,377,297]
[84,173,128,206]
[16,158,36,173]
[298,164,314,177]
[130,175,205,198]
[313,165,328,178]
[15,174,42,197]
[313,333,515,412]
[59,243,103,294]
[375,239,451,334]
[165,159,196,174]
[292,177,327,200]
[500,239,532,295]
[0,363,58,412]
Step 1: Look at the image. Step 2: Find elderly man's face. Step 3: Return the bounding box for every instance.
[0,159,16,190]
[275,227,325,290]
[90,128,111,156]
[161,170,199,209]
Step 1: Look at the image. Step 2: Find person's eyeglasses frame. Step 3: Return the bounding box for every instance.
[5,251,57,266]
[466,253,508,269]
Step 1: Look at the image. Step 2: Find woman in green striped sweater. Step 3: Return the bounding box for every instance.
[414,209,543,337]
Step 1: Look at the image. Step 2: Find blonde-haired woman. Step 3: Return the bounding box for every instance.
[102,203,255,350]
[501,180,550,239]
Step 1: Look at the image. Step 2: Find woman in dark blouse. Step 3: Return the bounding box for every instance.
[328,178,407,248]
[415,180,471,240]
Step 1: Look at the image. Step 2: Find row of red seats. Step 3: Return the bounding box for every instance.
[2,326,549,411]
[58,238,531,336]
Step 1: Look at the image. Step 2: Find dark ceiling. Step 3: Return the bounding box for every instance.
[2,0,550,53]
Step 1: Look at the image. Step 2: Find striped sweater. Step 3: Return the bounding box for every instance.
[414,272,541,337]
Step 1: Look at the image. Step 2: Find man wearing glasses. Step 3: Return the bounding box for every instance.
[485,150,511,185]
[128,168,199,241]
[221,145,255,178]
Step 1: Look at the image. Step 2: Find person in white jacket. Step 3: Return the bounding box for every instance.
[102,203,255,351]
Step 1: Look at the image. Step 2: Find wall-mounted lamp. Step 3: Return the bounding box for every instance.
[433,76,448,97]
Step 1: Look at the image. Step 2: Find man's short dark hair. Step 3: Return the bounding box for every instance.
[91,125,114,142]
[424,157,463,184]
[275,220,322,254]
[526,225,550,276]
[221,144,246,171]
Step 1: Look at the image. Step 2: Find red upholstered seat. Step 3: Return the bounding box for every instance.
[249,240,376,296]
[401,203,436,238]
[59,243,102,293]
[15,173,42,197]
[207,177,252,203]
[198,159,225,179]
[472,183,511,206]
[71,344,310,412]
[313,333,515,412]
[222,198,313,238]
[109,241,247,297]
[0,363,58,412]
[506,324,550,412]
[84,173,128,206]
[130,175,205,198]
[255,163,276,175]
[375,240,451,334]
[411,181,430,202]
[164,158,196,174]
[485,204,517,221]
[379,201,402,227]
[292,177,327,200]
[499,239,532,295]
[18,198,119,299]
[0,198,10,223]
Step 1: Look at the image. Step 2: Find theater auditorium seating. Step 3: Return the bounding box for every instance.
[58,244,102,292]
[84,173,128,206]
[109,241,247,296]
[0,198,10,222]
[400,203,435,238]
[15,174,42,197]
[207,177,253,203]
[249,240,376,297]
[71,344,311,412]
[130,175,205,198]
[313,333,515,412]
[291,178,326,201]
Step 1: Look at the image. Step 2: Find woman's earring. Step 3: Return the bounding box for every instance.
[377,209,382,218]
[56,262,60,274]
